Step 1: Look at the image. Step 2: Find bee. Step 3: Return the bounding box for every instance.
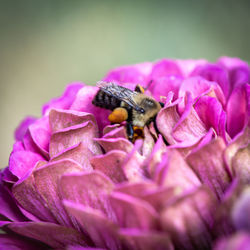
[92,81,164,142]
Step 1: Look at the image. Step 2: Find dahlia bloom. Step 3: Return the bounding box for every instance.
[1,57,249,250]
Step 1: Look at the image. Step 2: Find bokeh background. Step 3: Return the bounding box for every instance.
[0,0,250,167]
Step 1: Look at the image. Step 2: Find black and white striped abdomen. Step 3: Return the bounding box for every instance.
[92,90,121,110]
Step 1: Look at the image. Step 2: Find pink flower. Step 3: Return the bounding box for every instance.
[0,57,249,250]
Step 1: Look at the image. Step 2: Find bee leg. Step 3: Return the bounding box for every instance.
[126,122,134,142]
[108,107,128,124]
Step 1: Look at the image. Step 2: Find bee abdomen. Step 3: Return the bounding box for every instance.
[92,90,121,110]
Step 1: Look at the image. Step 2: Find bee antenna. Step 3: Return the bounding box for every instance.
[144,80,154,91]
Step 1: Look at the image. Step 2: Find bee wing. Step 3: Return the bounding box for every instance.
[96,81,144,113]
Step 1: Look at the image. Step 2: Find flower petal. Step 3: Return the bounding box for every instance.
[49,108,97,133]
[14,116,37,141]
[161,186,217,250]
[155,148,201,191]
[119,229,174,250]
[64,200,121,250]
[8,151,44,179]
[226,83,249,138]
[51,142,94,172]
[103,126,127,139]
[232,187,250,231]
[42,83,83,115]
[7,221,87,248]
[33,159,83,226]
[60,171,115,220]
[187,138,231,199]
[109,192,158,230]
[70,86,111,132]
[50,121,101,158]
[195,96,227,141]
[103,62,152,85]
[224,126,250,184]
[12,165,57,223]
[90,150,127,183]
[0,234,48,250]
[95,137,133,153]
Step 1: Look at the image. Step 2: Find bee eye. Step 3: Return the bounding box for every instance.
[139,108,145,113]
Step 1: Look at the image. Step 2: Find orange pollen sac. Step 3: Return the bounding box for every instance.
[108,107,128,124]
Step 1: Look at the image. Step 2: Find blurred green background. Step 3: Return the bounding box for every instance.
[0,0,249,167]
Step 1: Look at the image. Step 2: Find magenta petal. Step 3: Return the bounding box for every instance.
[0,234,48,250]
[226,83,249,138]
[64,200,121,249]
[8,150,44,179]
[119,229,173,250]
[161,186,217,250]
[103,126,127,139]
[50,121,101,158]
[150,59,182,79]
[7,221,87,248]
[33,159,83,226]
[109,192,158,230]
[90,150,127,183]
[0,177,26,222]
[95,137,133,153]
[12,168,57,223]
[232,187,250,231]
[103,62,152,85]
[49,109,97,133]
[70,86,111,132]
[60,171,115,219]
[149,75,183,102]
[195,96,226,140]
[29,116,51,158]
[42,83,83,115]
[187,138,231,199]
[214,232,250,250]
[51,142,94,172]
[155,148,201,190]
[224,126,250,184]
[122,140,146,182]
[14,116,37,141]
[191,64,230,99]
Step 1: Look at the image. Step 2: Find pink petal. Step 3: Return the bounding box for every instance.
[195,96,226,141]
[8,150,44,179]
[14,116,37,141]
[103,62,153,85]
[0,176,27,222]
[141,126,155,158]
[161,186,217,250]
[109,192,158,230]
[12,163,57,223]
[148,75,183,102]
[122,140,146,182]
[226,83,249,138]
[187,138,231,199]
[33,159,83,226]
[64,201,121,249]
[176,58,208,77]
[119,229,174,250]
[29,116,51,158]
[49,108,97,133]
[224,126,250,184]
[191,63,230,99]
[7,221,87,248]
[103,126,127,139]
[70,86,111,133]
[90,150,127,183]
[95,137,133,153]
[60,171,115,220]
[0,234,48,250]
[103,124,121,135]
[50,121,101,158]
[51,142,94,172]
[150,59,182,79]
[42,83,83,115]
[155,148,201,191]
